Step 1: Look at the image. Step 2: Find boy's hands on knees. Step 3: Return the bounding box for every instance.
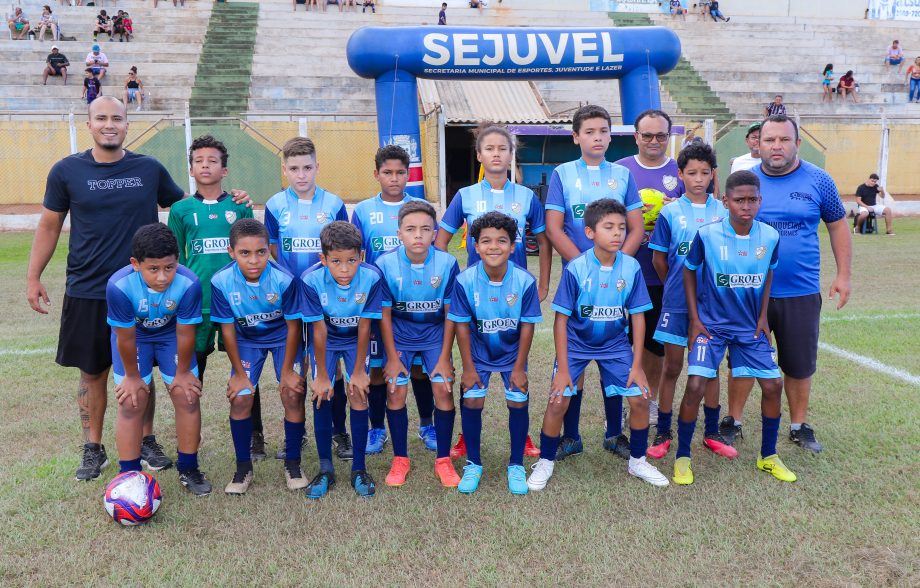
[348,370,370,403]
[383,358,408,392]
[227,373,254,401]
[627,365,651,399]
[310,374,334,406]
[115,375,149,408]
[170,371,202,405]
[550,369,573,403]
[280,368,305,397]
[687,318,711,351]
[460,369,484,396]
[431,357,454,384]
[509,368,528,394]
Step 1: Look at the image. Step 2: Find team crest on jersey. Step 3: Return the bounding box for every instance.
[608,178,618,191]
[316,212,329,224]
[505,293,518,306]
[712,215,721,222]
[355,292,367,304]
[662,175,678,192]
[164,299,177,311]
[755,246,767,260]
[225,211,237,224]
[616,279,626,292]
[430,276,442,288]
[266,292,279,304]
[511,202,522,214]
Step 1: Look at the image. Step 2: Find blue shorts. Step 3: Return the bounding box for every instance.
[889,57,903,65]
[233,344,305,387]
[392,347,446,386]
[126,88,138,102]
[461,369,527,403]
[368,323,423,370]
[553,355,641,398]
[653,310,689,347]
[111,334,198,385]
[686,331,780,379]
[310,347,368,383]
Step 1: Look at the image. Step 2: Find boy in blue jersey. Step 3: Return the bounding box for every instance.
[447,212,543,495]
[376,200,461,488]
[528,199,669,491]
[106,223,211,495]
[543,104,646,462]
[301,222,384,498]
[674,170,795,485]
[351,144,435,456]
[647,143,730,460]
[210,219,306,495]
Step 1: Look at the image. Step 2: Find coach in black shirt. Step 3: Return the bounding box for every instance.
[855,173,894,235]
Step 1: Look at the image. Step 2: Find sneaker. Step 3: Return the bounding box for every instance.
[140,436,173,471]
[646,430,672,460]
[450,434,467,459]
[274,437,308,461]
[284,460,308,490]
[648,399,659,427]
[178,469,212,496]
[523,435,540,458]
[507,464,528,495]
[224,469,253,495]
[457,461,483,494]
[526,458,555,491]
[719,416,742,446]
[628,456,669,487]
[385,456,411,486]
[555,436,584,461]
[305,470,335,499]
[366,428,389,454]
[703,433,739,458]
[757,454,797,482]
[250,431,267,461]
[351,469,376,497]
[434,456,460,487]
[417,424,437,452]
[673,456,694,485]
[602,434,630,460]
[332,432,353,461]
[75,444,109,481]
[790,423,823,453]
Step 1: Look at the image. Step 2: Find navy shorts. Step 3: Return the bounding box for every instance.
[461,369,528,403]
[687,331,780,380]
[653,310,689,347]
[553,355,642,398]
[628,284,665,357]
[768,294,821,379]
[111,333,199,385]
[311,347,368,383]
[233,343,305,388]
[392,347,446,386]
[56,295,111,375]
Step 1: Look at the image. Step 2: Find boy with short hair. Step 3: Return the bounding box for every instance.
[674,170,794,485]
[82,68,100,104]
[351,144,435,455]
[528,199,669,491]
[210,219,306,495]
[376,200,460,488]
[447,212,543,495]
[106,223,211,495]
[300,221,385,498]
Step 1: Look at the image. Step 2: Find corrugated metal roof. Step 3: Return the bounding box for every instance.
[418,79,569,124]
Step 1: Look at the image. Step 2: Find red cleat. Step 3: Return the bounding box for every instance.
[450,434,467,460]
[703,434,738,459]
[524,434,540,458]
[434,456,460,487]
[647,432,672,459]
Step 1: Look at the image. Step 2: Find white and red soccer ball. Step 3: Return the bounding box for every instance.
[103,471,162,526]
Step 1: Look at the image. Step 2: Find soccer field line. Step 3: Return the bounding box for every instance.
[818,342,920,388]
[819,312,920,323]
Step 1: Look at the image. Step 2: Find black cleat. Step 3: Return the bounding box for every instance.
[554,436,584,461]
[719,416,743,446]
[179,469,213,496]
[790,423,823,453]
[250,432,267,461]
[333,432,353,461]
[603,434,631,460]
[75,444,109,481]
[140,435,173,471]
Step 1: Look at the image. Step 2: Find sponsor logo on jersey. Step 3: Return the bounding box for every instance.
[394,300,442,313]
[511,202,522,214]
[789,191,813,202]
[281,237,321,253]
[141,316,172,329]
[755,245,767,260]
[430,276,442,288]
[164,299,177,311]
[608,178,618,191]
[238,310,283,327]
[329,315,361,328]
[355,292,367,304]
[677,241,691,256]
[191,237,230,255]
[662,175,678,192]
[477,317,519,333]
[505,293,518,306]
[571,203,586,219]
[266,292,279,304]
[716,273,764,288]
[225,211,237,224]
[616,278,626,292]
[86,177,143,191]
[579,305,624,320]
[371,236,400,252]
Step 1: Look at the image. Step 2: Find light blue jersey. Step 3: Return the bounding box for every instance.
[351,193,422,266]
[439,179,546,268]
[447,261,543,372]
[684,218,779,337]
[300,262,385,350]
[649,195,726,312]
[264,187,348,276]
[106,264,202,341]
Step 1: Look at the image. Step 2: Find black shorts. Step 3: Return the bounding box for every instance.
[56,295,112,375]
[628,284,665,358]
[768,293,821,379]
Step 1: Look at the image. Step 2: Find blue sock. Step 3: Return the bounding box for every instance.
[119,458,142,473]
[368,383,387,429]
[332,378,347,435]
[313,399,333,464]
[434,408,455,459]
[539,431,560,462]
[176,451,198,472]
[676,418,696,459]
[508,405,529,467]
[562,389,583,441]
[284,419,305,463]
[630,427,649,459]
[229,416,253,464]
[761,415,781,458]
[350,408,369,471]
[704,404,721,436]
[460,406,482,465]
[657,410,673,435]
[387,407,409,458]
[604,394,624,438]
[412,377,435,427]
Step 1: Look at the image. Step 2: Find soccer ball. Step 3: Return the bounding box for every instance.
[103,471,162,526]
[640,189,666,231]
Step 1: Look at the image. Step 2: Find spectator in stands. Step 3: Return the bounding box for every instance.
[7,7,30,40]
[837,71,858,103]
[730,122,761,173]
[123,66,144,112]
[362,0,375,13]
[438,2,447,24]
[907,57,920,103]
[697,0,711,20]
[93,10,112,42]
[112,10,126,42]
[886,40,905,74]
[37,6,59,41]
[86,44,109,81]
[122,12,133,40]
[470,0,484,14]
[763,94,786,117]
[154,1,187,7]
[293,0,307,11]
[708,0,729,22]
[324,0,343,12]
[855,174,894,235]
[43,45,70,85]
[821,63,834,102]
[669,0,687,20]
[83,68,101,105]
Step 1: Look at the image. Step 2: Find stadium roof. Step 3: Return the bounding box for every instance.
[418,79,569,124]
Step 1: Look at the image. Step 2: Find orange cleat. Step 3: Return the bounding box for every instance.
[450,434,467,460]
[434,456,461,487]
[524,435,540,458]
[385,456,411,487]
[703,434,738,459]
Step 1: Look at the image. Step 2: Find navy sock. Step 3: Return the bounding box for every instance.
[411,377,435,427]
[630,427,649,459]
[284,419,305,463]
[313,399,333,463]
[460,406,482,465]
[350,408,369,471]
[229,416,253,464]
[704,404,721,436]
[387,407,409,457]
[761,415,781,458]
[332,378,347,435]
[508,405,529,466]
[368,383,387,429]
[562,389,583,440]
[657,410,673,435]
[119,458,142,473]
[604,394,624,438]
[676,418,696,459]
[434,408,455,459]
[176,451,198,472]
[539,431,560,462]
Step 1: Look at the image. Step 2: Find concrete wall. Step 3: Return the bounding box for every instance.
[593,0,869,18]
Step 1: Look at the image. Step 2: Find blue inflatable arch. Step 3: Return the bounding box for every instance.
[347,26,681,199]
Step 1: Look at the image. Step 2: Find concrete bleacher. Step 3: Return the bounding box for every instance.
[0,1,211,114]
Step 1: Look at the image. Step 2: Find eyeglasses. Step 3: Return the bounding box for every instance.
[638,133,670,143]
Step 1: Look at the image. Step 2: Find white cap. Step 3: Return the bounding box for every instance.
[51,45,59,51]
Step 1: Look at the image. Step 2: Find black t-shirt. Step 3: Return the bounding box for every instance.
[43,150,185,299]
[47,53,68,68]
[855,183,879,206]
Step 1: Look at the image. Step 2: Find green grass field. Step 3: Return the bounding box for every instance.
[2,221,919,586]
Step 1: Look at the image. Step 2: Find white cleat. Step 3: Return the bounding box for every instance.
[628,456,670,487]
[526,458,555,491]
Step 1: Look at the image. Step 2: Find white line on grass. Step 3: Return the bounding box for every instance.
[0,347,55,356]
[818,342,920,387]
[820,313,920,323]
